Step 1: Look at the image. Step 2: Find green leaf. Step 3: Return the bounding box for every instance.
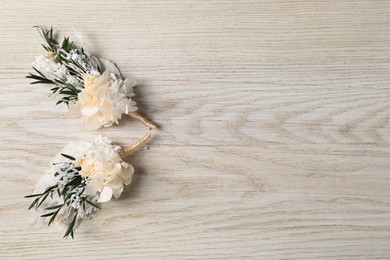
[86,200,101,209]
[24,193,42,198]
[48,208,62,226]
[40,211,56,218]
[58,90,77,96]
[61,36,74,52]
[60,153,75,161]
[63,212,78,239]
[28,198,40,210]
[32,67,47,78]
[29,80,55,85]
[45,204,64,210]
[37,192,50,208]
[43,184,58,194]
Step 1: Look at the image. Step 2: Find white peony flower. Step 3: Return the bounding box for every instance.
[72,70,138,130]
[73,136,134,203]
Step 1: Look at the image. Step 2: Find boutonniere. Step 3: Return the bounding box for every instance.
[26,26,156,130]
[25,134,151,238]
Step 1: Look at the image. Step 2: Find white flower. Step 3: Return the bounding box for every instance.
[72,70,137,130]
[36,136,134,206]
[66,49,100,75]
[32,54,79,85]
[32,55,68,81]
[73,137,134,203]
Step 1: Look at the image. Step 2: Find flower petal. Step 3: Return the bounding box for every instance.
[123,78,136,94]
[94,69,110,87]
[122,164,134,185]
[81,106,99,116]
[83,116,102,130]
[98,58,122,78]
[85,180,101,196]
[98,186,113,203]
[112,185,124,199]
[107,177,123,190]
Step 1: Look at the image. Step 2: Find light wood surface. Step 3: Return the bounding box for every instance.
[1,0,390,259]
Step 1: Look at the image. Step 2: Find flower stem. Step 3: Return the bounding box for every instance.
[120,133,152,158]
[128,112,157,129]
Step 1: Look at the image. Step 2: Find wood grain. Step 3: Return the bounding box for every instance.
[1,0,390,259]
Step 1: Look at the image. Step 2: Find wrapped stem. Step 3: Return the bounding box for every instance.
[119,133,152,159]
[128,112,157,129]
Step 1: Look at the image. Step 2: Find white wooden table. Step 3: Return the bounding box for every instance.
[1,0,390,259]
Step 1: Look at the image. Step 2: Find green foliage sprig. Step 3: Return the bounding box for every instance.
[26,26,90,106]
[25,153,101,239]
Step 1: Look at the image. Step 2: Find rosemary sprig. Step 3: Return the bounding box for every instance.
[33,26,75,61]
[26,26,84,106]
[33,26,57,52]
[25,153,101,239]
[25,184,58,210]
[26,67,56,85]
[26,71,81,106]
[26,66,80,106]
